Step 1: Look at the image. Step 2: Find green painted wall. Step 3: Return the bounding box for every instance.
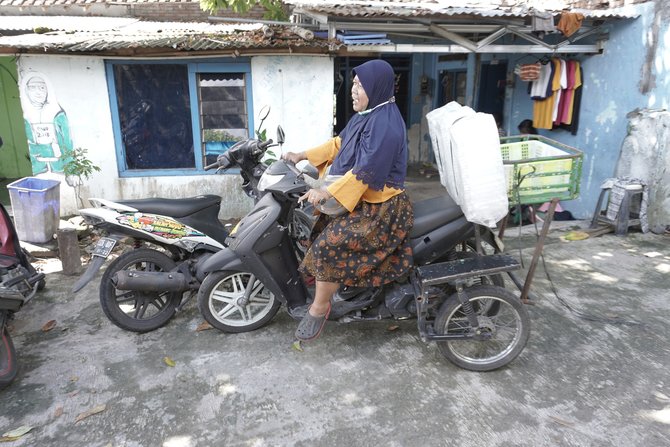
[0,57,31,178]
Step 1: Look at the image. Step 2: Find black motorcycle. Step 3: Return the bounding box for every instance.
[73,132,314,333]
[0,203,45,390]
[195,144,530,371]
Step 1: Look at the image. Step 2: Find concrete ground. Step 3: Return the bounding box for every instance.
[1,176,669,447]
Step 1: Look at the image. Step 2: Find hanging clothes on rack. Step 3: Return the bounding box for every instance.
[529,58,584,133]
[532,58,563,129]
[517,62,541,81]
[529,59,554,99]
[556,62,583,135]
[552,58,568,123]
[557,12,585,37]
[555,60,581,125]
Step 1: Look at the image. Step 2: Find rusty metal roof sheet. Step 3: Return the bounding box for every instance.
[287,0,640,19]
[0,16,137,32]
[0,17,342,54]
[0,0,200,5]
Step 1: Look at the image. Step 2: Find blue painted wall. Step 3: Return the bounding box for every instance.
[507,1,668,219]
[408,2,667,219]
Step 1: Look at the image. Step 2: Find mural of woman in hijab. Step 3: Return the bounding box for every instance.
[19,72,73,174]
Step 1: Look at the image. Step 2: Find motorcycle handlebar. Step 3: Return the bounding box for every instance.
[259,139,274,150]
[204,139,275,171]
[252,139,274,156]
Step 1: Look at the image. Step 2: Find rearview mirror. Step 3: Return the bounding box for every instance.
[257,105,271,122]
[256,105,271,137]
[276,126,285,145]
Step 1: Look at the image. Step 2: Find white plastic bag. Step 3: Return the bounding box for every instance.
[427,102,509,227]
[426,102,474,196]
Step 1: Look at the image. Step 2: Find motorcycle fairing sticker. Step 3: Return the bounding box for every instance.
[117,213,205,239]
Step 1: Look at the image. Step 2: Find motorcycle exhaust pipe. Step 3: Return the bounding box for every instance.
[111,271,192,293]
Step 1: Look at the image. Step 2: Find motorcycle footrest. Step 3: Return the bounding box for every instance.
[0,286,25,311]
[416,254,520,287]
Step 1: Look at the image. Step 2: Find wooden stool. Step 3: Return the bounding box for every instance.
[590,183,644,235]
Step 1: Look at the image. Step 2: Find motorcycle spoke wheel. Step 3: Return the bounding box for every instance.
[198,271,280,333]
[435,285,530,372]
[100,248,181,333]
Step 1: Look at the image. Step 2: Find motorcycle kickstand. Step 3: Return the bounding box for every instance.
[175,291,196,312]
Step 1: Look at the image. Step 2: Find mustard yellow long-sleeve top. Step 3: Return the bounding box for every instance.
[305,137,404,212]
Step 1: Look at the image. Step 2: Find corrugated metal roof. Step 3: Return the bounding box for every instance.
[0,16,137,32]
[0,18,342,53]
[0,0,199,6]
[287,0,640,19]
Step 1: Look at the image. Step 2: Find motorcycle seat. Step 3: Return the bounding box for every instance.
[116,195,221,218]
[410,195,465,238]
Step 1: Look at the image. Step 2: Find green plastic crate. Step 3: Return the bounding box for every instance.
[499,135,583,205]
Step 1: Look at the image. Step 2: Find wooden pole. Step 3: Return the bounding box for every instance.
[57,228,82,276]
[519,198,558,303]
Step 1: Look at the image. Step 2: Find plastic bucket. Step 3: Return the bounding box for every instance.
[7,177,61,244]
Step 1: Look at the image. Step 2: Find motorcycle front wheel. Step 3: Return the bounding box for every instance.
[434,285,530,372]
[0,325,17,390]
[291,208,314,261]
[198,270,280,333]
[100,248,182,333]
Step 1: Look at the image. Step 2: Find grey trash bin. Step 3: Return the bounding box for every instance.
[7,177,61,244]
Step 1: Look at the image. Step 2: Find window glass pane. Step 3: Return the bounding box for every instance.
[199,73,248,166]
[113,64,194,170]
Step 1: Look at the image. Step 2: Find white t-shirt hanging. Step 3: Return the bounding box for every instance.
[552,59,568,122]
[530,62,553,99]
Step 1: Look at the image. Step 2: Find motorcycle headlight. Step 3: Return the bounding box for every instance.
[257,173,283,192]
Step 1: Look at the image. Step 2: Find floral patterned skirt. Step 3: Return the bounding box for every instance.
[299,192,414,287]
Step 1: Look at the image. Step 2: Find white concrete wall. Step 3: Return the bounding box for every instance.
[251,56,334,155]
[16,54,334,219]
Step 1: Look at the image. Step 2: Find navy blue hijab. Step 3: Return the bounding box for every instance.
[330,60,408,191]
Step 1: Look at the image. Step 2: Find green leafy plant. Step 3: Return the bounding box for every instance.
[62,147,101,207]
[255,128,267,142]
[63,148,101,182]
[203,129,243,142]
[199,0,287,21]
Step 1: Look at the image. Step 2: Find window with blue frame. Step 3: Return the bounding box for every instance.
[199,72,248,166]
[107,60,252,176]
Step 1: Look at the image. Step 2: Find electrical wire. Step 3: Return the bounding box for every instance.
[538,248,641,326]
[511,175,641,326]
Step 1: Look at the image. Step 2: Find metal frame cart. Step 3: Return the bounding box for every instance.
[497,134,584,302]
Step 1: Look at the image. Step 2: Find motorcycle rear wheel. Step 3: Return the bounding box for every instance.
[0,325,17,390]
[198,270,280,333]
[434,285,530,372]
[100,248,181,333]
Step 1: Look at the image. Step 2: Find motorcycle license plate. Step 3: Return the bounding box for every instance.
[92,237,117,258]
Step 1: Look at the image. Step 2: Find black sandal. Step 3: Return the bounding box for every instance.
[294,303,331,341]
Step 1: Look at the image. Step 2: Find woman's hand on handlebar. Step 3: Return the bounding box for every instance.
[299,187,332,206]
[281,151,307,164]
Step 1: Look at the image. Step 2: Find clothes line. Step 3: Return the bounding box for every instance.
[515,57,583,134]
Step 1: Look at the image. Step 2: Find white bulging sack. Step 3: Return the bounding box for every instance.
[427,102,509,227]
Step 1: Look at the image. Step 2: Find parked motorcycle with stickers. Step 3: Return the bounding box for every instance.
[72,130,313,333]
